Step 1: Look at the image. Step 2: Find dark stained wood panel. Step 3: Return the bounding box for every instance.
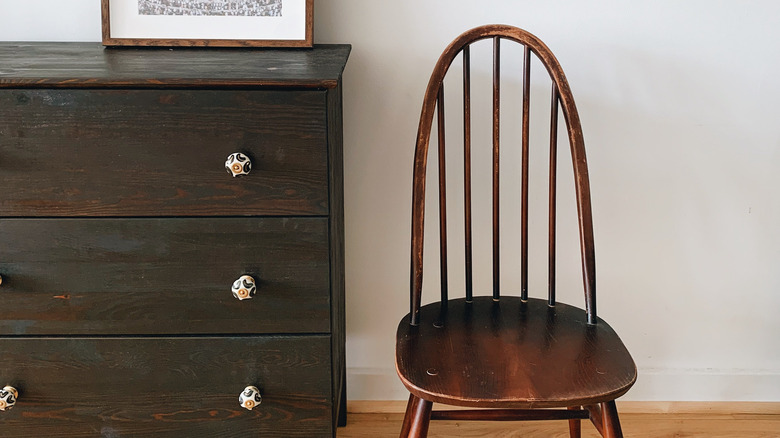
[0,89,328,217]
[396,297,637,409]
[0,43,351,89]
[327,82,348,426]
[0,336,333,437]
[0,218,330,335]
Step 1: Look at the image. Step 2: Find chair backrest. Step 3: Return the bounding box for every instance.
[409,25,598,326]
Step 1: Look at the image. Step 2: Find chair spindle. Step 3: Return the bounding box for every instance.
[463,45,474,303]
[437,86,449,304]
[548,84,559,306]
[521,45,531,302]
[492,36,501,301]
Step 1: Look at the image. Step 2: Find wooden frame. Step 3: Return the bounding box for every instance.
[101,0,313,47]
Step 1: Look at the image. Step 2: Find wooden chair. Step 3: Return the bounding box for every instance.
[396,25,637,437]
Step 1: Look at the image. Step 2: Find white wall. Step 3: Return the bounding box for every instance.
[2,0,778,402]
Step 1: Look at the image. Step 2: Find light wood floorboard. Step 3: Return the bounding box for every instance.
[338,412,780,437]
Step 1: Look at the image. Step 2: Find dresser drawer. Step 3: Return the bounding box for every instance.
[0,218,330,335]
[0,89,328,217]
[0,336,333,437]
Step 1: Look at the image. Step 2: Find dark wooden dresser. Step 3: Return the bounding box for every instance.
[0,43,350,437]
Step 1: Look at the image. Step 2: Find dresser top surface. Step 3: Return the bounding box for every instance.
[0,42,350,89]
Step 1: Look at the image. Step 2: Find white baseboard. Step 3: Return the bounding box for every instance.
[346,367,780,403]
[347,399,780,415]
[625,368,780,402]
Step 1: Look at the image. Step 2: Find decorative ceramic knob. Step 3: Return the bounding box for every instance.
[232,275,257,301]
[0,386,18,411]
[225,153,252,177]
[239,386,262,410]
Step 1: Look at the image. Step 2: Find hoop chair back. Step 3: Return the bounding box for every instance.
[409,24,598,326]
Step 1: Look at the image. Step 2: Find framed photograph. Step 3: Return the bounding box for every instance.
[101,0,313,47]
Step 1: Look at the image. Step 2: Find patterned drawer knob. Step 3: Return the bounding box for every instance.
[0,386,18,411]
[225,153,252,177]
[239,386,262,410]
[232,275,257,301]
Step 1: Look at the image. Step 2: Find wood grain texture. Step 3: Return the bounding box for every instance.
[400,395,433,438]
[0,43,350,88]
[0,89,328,217]
[337,411,780,438]
[326,82,348,427]
[0,218,330,335]
[600,401,624,437]
[0,336,333,437]
[396,298,636,409]
[0,42,350,436]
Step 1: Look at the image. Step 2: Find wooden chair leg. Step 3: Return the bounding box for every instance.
[601,400,624,438]
[585,404,603,434]
[399,394,433,438]
[568,406,582,438]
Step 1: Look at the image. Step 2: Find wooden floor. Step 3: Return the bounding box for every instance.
[338,404,780,437]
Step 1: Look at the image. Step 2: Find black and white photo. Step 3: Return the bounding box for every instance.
[138,0,282,17]
[102,0,311,47]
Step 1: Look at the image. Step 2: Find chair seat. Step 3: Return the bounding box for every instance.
[396,297,637,409]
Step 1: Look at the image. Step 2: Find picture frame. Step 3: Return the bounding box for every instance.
[101,0,313,47]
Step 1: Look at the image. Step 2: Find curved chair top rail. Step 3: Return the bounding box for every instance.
[409,25,598,325]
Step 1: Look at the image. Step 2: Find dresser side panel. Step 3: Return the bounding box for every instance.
[327,80,347,428]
